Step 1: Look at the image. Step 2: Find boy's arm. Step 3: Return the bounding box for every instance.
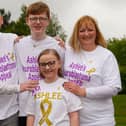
[69,111,79,126]
[27,115,35,126]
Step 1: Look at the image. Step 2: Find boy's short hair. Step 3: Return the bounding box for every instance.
[26,1,50,19]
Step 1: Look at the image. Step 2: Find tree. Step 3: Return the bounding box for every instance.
[46,13,67,41]
[12,5,30,35]
[0,5,67,41]
[0,9,12,32]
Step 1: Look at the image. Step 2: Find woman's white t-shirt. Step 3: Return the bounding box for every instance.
[64,45,121,126]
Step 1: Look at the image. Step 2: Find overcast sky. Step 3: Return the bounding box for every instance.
[0,0,126,40]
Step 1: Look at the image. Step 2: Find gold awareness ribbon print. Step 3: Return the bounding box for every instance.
[39,98,53,126]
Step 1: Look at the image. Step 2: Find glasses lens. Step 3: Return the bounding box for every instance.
[29,17,48,22]
[39,60,56,68]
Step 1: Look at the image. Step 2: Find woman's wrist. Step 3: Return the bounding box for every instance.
[80,88,86,97]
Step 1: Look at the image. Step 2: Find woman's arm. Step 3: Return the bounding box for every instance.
[63,81,120,99]
[0,80,38,94]
[69,111,79,126]
[27,115,35,126]
[0,84,20,94]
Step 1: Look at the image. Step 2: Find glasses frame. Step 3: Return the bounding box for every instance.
[29,16,48,23]
[39,60,56,69]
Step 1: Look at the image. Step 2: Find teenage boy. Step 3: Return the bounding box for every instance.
[16,1,64,126]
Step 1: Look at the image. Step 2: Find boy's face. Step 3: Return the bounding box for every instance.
[0,16,3,27]
[26,12,49,35]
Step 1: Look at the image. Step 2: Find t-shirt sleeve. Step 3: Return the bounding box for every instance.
[56,43,65,62]
[0,84,20,94]
[65,91,83,113]
[26,92,36,115]
[102,53,121,89]
[86,53,122,99]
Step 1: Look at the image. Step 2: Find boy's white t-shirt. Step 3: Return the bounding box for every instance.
[16,35,65,116]
[64,45,121,126]
[0,33,18,119]
[26,77,82,126]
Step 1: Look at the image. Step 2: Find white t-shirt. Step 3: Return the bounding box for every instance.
[26,77,82,126]
[64,45,121,126]
[0,33,18,120]
[15,35,65,116]
[0,84,20,94]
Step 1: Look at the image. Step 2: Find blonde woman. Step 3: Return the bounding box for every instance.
[63,15,121,126]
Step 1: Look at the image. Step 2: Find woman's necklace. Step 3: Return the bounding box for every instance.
[32,41,41,48]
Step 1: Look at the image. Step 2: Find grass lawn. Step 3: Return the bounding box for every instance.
[113,94,126,126]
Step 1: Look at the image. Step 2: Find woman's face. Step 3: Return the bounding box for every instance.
[78,21,96,50]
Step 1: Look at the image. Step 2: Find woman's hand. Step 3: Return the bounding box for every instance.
[54,35,65,48]
[63,82,86,96]
[14,35,24,44]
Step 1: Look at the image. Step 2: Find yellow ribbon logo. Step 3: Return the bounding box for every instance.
[39,98,53,126]
[8,52,15,61]
[86,68,96,75]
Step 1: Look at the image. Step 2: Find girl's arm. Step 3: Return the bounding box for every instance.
[69,111,79,126]
[27,115,35,126]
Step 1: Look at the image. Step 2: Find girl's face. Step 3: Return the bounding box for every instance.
[26,12,49,36]
[38,53,61,82]
[78,21,96,50]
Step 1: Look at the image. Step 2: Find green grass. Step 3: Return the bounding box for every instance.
[113,94,126,126]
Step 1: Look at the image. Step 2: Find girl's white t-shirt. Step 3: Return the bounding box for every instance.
[26,78,82,126]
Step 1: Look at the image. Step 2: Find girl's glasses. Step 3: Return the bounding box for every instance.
[39,60,56,69]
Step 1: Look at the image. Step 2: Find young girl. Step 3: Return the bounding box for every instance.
[26,49,82,126]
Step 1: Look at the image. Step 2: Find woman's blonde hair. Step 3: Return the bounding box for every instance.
[69,15,107,52]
